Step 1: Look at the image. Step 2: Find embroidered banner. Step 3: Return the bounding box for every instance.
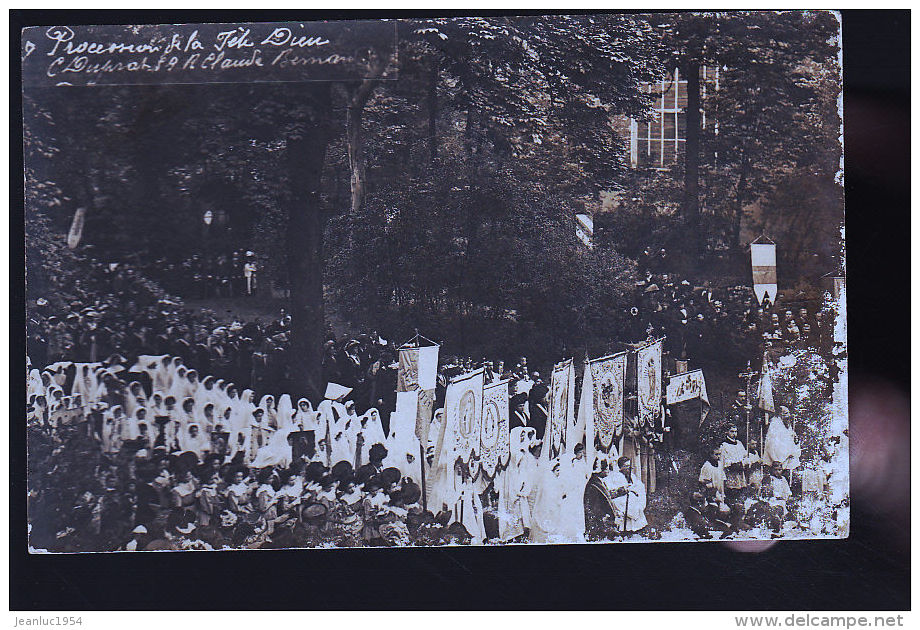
[444,368,484,474]
[590,352,627,450]
[548,359,574,459]
[636,339,663,426]
[480,379,511,478]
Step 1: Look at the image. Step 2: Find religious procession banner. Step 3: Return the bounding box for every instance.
[548,359,575,459]
[751,242,778,304]
[479,379,511,479]
[397,344,440,444]
[666,368,711,424]
[443,368,484,475]
[636,339,663,427]
[665,369,710,405]
[589,352,627,452]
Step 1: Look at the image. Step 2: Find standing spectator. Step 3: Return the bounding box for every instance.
[243,252,257,297]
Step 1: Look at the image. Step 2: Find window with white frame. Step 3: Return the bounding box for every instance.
[629,66,720,169]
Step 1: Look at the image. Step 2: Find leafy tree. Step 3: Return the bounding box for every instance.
[648,10,841,261]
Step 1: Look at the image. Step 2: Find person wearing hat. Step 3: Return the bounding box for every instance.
[170,469,199,510]
[253,468,279,534]
[243,254,257,296]
[509,393,530,431]
[196,471,222,528]
[527,383,549,441]
[360,474,390,545]
[332,475,365,547]
[377,484,413,547]
[226,468,254,515]
[123,525,149,551]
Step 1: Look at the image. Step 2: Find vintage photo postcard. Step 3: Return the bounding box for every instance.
[22,12,846,552]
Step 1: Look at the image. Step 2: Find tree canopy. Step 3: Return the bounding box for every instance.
[24,13,843,395]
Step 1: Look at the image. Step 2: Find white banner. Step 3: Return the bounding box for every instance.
[417,345,440,390]
[751,243,777,304]
[666,369,710,406]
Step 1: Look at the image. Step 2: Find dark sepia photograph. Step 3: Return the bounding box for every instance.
[22,12,847,554]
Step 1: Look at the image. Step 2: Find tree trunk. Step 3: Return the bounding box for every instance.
[682,60,702,259]
[347,97,368,216]
[287,84,334,401]
[346,66,385,216]
[733,151,749,247]
[428,60,439,163]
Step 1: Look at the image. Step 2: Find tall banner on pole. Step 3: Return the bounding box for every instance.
[479,379,511,479]
[636,339,663,428]
[751,242,777,304]
[547,359,575,460]
[443,368,484,476]
[589,352,627,452]
[397,343,440,446]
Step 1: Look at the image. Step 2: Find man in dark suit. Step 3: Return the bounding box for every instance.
[509,394,530,430]
[528,383,549,441]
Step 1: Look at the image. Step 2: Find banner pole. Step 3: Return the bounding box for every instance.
[623,479,630,534]
[419,440,428,512]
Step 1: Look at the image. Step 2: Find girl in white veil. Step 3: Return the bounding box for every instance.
[152,358,171,393]
[198,375,216,410]
[294,398,317,432]
[121,406,142,442]
[27,369,44,401]
[530,458,566,544]
[101,406,124,455]
[252,398,297,469]
[313,409,332,467]
[169,366,189,402]
[179,423,210,460]
[425,408,457,516]
[237,389,256,415]
[498,426,538,541]
[276,394,294,432]
[329,424,352,467]
[358,408,387,464]
[558,449,591,543]
[166,357,183,393]
[384,410,422,485]
[259,394,277,429]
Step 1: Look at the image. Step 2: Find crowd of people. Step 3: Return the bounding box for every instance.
[139,249,262,300]
[689,409,848,539]
[625,270,831,369]
[26,350,653,551]
[26,229,845,551]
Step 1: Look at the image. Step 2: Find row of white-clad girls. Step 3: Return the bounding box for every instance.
[27,355,426,484]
